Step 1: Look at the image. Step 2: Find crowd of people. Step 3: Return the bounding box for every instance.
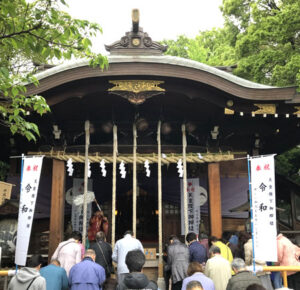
[6,228,300,290]
[163,231,300,290]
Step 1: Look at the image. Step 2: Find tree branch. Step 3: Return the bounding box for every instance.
[0,23,42,40]
[28,31,81,50]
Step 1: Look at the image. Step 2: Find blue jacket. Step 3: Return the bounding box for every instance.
[189,241,207,264]
[40,264,68,290]
[69,257,106,290]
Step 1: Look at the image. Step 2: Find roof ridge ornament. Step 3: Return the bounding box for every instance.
[105,9,167,55]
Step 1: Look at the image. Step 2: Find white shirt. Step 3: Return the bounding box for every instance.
[112,234,144,275]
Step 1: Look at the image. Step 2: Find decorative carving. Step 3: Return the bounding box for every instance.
[293,106,300,115]
[108,80,165,105]
[109,80,165,93]
[143,37,152,47]
[105,9,167,55]
[224,108,235,115]
[252,104,276,115]
[120,36,129,47]
[132,38,141,47]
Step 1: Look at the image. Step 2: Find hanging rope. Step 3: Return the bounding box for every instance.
[112,125,118,249]
[28,151,235,164]
[157,121,163,278]
[182,124,188,237]
[132,123,137,236]
[82,120,90,248]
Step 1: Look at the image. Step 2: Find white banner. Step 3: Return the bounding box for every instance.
[71,178,92,233]
[15,156,43,266]
[250,155,277,262]
[181,178,207,234]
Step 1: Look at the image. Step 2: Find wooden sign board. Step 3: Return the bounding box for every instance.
[0,181,13,206]
[144,248,156,260]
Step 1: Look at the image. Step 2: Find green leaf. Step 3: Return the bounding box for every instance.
[11,87,19,97]
[0,67,9,78]
[54,49,61,59]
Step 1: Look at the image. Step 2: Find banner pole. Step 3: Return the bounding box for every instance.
[247,155,256,274]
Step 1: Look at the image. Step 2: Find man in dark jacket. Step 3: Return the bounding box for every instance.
[226,258,261,290]
[69,249,106,290]
[117,249,157,290]
[89,231,113,278]
[165,235,190,290]
[186,232,207,264]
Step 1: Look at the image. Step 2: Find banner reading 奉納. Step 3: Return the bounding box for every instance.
[250,155,277,262]
[15,156,43,266]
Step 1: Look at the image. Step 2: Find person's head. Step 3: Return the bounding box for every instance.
[222,231,232,243]
[209,245,221,257]
[209,236,219,246]
[186,280,203,290]
[238,231,251,246]
[94,211,104,218]
[125,250,145,272]
[27,254,44,270]
[169,235,178,244]
[96,231,106,242]
[50,259,61,266]
[246,284,266,290]
[124,230,133,237]
[231,258,246,274]
[186,232,197,244]
[198,233,208,240]
[187,262,203,276]
[84,249,96,261]
[71,231,82,242]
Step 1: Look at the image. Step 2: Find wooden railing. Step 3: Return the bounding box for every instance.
[0,270,16,290]
[263,266,300,288]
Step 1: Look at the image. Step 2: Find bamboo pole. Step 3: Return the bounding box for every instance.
[133,123,137,236]
[157,121,164,279]
[82,120,90,248]
[112,125,117,249]
[182,124,188,236]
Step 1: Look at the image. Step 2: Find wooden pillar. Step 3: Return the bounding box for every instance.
[48,159,66,261]
[208,163,222,238]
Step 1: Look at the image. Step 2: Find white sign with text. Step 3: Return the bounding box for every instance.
[250,155,277,262]
[15,156,43,266]
[181,178,207,235]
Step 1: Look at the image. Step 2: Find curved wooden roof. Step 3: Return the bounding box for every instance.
[26,55,298,103]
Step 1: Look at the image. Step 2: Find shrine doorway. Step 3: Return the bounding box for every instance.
[115,186,158,243]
